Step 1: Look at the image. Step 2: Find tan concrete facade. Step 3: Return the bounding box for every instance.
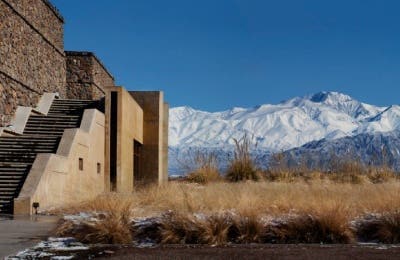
[104,87,169,191]
[0,0,169,214]
[11,86,169,214]
[14,109,105,214]
[129,91,169,185]
[104,86,144,192]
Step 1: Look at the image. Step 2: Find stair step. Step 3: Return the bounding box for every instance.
[0,188,17,192]
[25,120,79,127]
[0,183,19,187]
[0,151,55,155]
[0,179,21,182]
[0,176,24,180]
[23,131,65,134]
[29,115,81,119]
[24,126,77,130]
[0,145,57,149]
[0,138,59,142]
[0,98,98,215]
[0,162,31,166]
[54,99,95,103]
[0,136,60,141]
[0,168,28,172]
[0,194,14,199]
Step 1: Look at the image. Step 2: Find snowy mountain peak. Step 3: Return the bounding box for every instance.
[169,106,197,121]
[169,92,390,152]
[168,91,400,174]
[309,91,354,104]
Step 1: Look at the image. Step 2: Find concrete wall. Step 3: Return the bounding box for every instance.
[14,109,105,214]
[162,102,169,182]
[66,52,114,100]
[129,91,169,185]
[0,0,66,126]
[104,86,144,192]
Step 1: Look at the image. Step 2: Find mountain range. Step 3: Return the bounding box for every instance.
[169,92,400,174]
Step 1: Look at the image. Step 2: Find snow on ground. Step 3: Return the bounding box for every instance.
[5,237,88,259]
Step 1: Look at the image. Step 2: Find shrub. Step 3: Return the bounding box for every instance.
[262,213,354,244]
[226,134,260,182]
[56,204,132,244]
[355,211,400,243]
[159,212,204,244]
[179,150,222,184]
[229,213,263,243]
[366,167,397,183]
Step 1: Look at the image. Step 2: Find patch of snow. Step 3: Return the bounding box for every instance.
[6,237,89,259]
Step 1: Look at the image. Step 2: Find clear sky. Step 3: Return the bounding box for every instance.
[52,0,400,111]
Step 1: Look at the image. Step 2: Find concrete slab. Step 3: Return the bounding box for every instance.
[0,215,59,258]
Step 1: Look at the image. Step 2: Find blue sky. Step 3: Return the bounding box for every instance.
[52,0,400,111]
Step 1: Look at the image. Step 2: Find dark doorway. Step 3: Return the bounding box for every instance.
[110,91,118,191]
[134,140,143,186]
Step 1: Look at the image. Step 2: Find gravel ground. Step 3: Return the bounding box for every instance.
[85,244,400,260]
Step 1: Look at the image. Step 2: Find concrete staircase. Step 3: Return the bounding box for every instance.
[0,98,100,214]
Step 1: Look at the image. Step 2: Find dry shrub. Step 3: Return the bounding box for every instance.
[200,213,235,245]
[178,150,222,184]
[54,181,400,244]
[187,170,221,184]
[226,135,260,182]
[327,172,368,184]
[266,149,400,184]
[160,212,264,245]
[355,211,400,243]
[366,167,397,183]
[264,170,325,183]
[56,198,133,244]
[263,213,353,244]
[159,212,204,244]
[229,213,264,243]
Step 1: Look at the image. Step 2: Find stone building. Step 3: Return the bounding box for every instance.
[0,0,168,214]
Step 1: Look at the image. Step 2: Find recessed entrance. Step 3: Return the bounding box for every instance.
[110,91,118,191]
[134,140,143,186]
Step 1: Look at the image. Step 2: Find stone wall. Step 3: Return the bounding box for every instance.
[4,0,64,51]
[0,73,39,126]
[0,0,66,126]
[66,52,114,100]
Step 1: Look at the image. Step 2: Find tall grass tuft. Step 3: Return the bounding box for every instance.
[226,134,260,182]
[56,196,133,244]
[186,151,221,184]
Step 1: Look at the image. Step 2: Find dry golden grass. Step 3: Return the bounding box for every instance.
[186,168,222,184]
[55,180,400,245]
[56,200,132,244]
[225,135,260,182]
[178,150,222,184]
[57,181,400,218]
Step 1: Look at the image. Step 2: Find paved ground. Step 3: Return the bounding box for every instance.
[93,244,400,260]
[0,215,59,258]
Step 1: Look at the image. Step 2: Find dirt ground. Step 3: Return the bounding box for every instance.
[80,244,400,260]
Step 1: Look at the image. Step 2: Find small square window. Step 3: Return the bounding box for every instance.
[79,158,84,171]
[97,163,101,174]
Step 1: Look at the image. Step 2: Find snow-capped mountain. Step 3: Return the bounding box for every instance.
[281,131,400,171]
[169,91,399,174]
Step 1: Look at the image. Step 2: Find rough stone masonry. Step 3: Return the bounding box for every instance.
[0,0,114,126]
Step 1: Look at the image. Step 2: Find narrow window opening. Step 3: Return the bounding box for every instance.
[110,91,118,191]
[134,140,142,186]
[97,163,101,174]
[79,158,84,171]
